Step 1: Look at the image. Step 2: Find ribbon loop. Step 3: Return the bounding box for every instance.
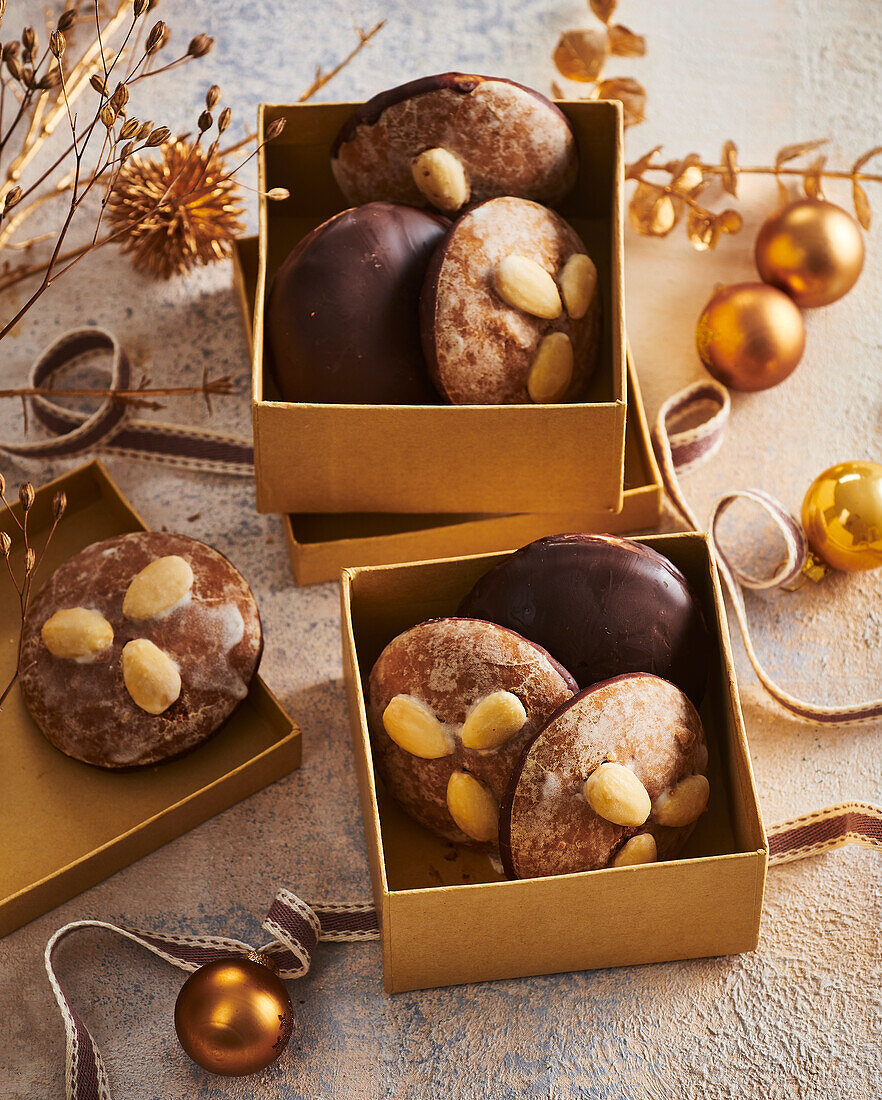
[653,378,882,724]
[709,488,807,591]
[2,327,254,476]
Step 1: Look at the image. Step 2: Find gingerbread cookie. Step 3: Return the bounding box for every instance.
[368,617,576,850]
[331,73,578,215]
[265,202,447,405]
[500,674,710,880]
[21,532,263,769]
[459,534,710,703]
[420,198,600,404]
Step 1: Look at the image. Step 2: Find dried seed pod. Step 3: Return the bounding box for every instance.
[145,125,170,147]
[0,531,11,557]
[133,0,150,16]
[205,83,220,110]
[198,109,212,133]
[110,82,129,110]
[136,120,153,139]
[218,106,231,133]
[90,73,108,95]
[99,103,117,129]
[19,482,35,510]
[38,67,62,90]
[49,30,65,58]
[145,20,166,53]
[265,117,286,141]
[52,490,67,519]
[187,33,213,57]
[5,185,22,209]
[58,9,77,31]
[120,117,140,139]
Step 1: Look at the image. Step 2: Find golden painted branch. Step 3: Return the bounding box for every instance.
[298,20,386,102]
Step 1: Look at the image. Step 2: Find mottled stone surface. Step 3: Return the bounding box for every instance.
[1,0,880,1097]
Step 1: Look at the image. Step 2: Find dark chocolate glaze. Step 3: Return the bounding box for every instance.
[330,73,567,158]
[458,534,710,705]
[265,202,448,405]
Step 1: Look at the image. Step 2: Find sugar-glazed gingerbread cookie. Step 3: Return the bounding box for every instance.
[331,73,578,215]
[500,674,710,879]
[368,617,576,850]
[21,532,262,769]
[421,197,601,404]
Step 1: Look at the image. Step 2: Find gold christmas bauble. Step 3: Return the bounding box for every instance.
[696,281,805,391]
[755,198,865,308]
[174,954,293,1077]
[801,461,882,573]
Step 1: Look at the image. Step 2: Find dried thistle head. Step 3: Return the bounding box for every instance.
[107,138,245,279]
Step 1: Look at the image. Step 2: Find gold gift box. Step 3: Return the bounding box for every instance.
[0,460,300,937]
[251,98,627,515]
[233,235,661,585]
[340,535,767,992]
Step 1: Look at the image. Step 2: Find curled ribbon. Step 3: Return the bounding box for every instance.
[1,328,254,476]
[46,804,882,1100]
[652,379,882,724]
[46,889,379,1100]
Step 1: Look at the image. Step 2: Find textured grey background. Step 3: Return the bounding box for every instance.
[1,0,880,1097]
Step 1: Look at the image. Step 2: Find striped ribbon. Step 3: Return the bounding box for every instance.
[46,888,379,1100]
[1,328,254,476]
[652,378,882,723]
[46,800,882,1100]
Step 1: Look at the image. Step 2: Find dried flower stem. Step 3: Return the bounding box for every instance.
[298,20,386,102]
[0,479,67,710]
[0,377,235,408]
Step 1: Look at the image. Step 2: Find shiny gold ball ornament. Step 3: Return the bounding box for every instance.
[801,461,882,573]
[174,954,293,1077]
[696,281,806,391]
[755,198,865,308]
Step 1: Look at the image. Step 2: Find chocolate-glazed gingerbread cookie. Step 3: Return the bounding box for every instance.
[265,202,447,405]
[500,674,710,880]
[21,532,263,769]
[421,198,601,404]
[331,73,578,215]
[459,534,710,703]
[368,617,576,850]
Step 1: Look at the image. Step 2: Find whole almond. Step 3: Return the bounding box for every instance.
[494,255,563,319]
[583,762,651,827]
[382,694,454,759]
[460,690,527,750]
[527,332,574,403]
[123,555,194,620]
[559,253,597,319]
[446,770,499,842]
[122,638,181,715]
[42,607,113,659]
[653,774,710,827]
[612,833,658,867]
[411,147,470,212]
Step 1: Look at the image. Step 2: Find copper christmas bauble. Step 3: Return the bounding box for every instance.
[174,954,293,1077]
[801,460,882,573]
[755,198,865,308]
[696,281,805,391]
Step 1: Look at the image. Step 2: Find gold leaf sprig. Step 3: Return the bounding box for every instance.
[551,0,646,128]
[627,140,882,249]
[0,475,66,710]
